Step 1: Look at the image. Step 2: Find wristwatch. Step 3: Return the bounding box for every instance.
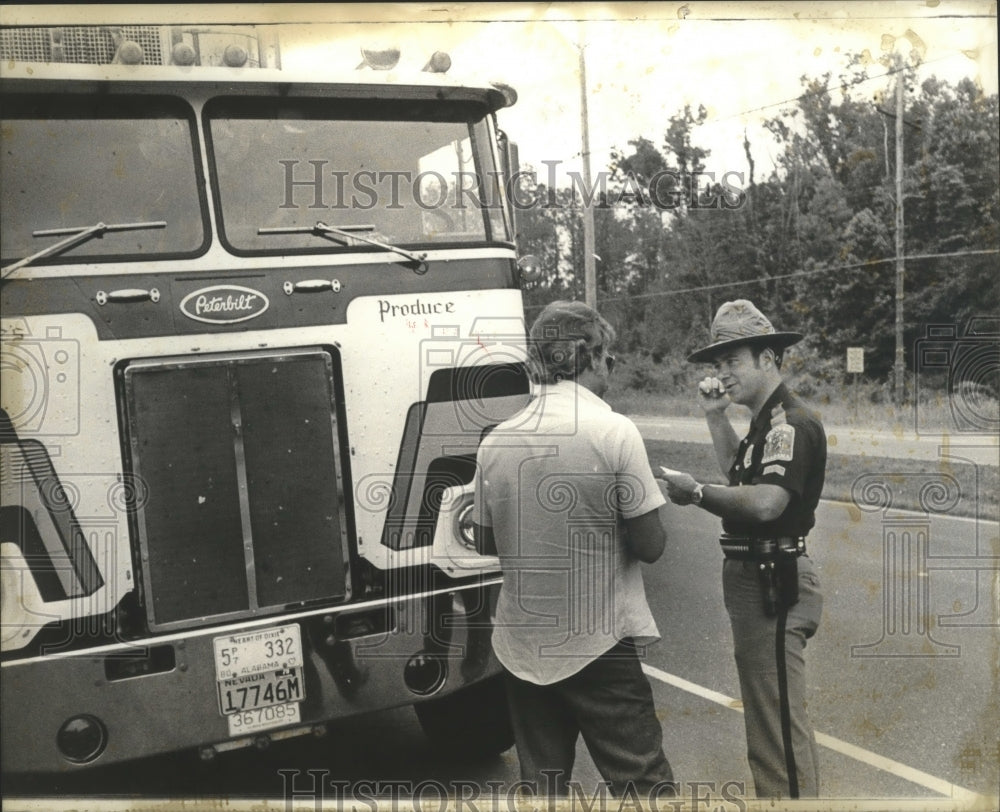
[691,483,704,505]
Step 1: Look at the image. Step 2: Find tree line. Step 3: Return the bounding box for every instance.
[513,57,999,402]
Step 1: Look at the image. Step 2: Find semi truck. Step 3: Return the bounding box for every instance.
[1,22,531,773]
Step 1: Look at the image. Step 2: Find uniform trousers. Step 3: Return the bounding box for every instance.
[502,639,676,798]
[723,554,823,798]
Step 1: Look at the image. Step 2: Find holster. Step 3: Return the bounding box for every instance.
[776,549,800,611]
[722,535,803,616]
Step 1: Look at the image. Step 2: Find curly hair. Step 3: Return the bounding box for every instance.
[527,300,616,384]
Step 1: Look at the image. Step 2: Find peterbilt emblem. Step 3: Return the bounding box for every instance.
[179,285,269,324]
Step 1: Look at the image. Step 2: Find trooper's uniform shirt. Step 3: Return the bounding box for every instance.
[721,382,826,799]
[725,383,826,537]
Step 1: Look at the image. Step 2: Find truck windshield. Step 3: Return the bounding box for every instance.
[0,95,207,266]
[206,97,508,256]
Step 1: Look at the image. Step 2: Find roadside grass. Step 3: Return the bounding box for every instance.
[605,354,999,433]
[645,439,998,520]
[614,387,990,433]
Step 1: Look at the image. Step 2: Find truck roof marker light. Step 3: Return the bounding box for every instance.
[115,41,145,65]
[172,42,197,66]
[357,46,400,70]
[422,51,452,73]
[224,44,249,68]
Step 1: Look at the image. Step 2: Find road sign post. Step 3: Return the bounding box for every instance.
[847,347,865,417]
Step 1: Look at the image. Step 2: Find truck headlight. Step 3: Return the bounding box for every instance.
[456,501,476,550]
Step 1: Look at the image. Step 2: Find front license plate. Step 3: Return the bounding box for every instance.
[213,624,303,681]
[213,625,305,734]
[217,666,304,715]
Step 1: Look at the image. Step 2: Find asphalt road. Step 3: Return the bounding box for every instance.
[7,499,997,809]
[639,500,999,803]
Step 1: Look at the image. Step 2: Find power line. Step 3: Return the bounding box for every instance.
[590,248,1000,305]
[707,52,959,126]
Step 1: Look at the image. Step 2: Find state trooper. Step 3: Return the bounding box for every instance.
[659,299,825,798]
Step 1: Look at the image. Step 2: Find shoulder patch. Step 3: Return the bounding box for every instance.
[763,464,787,477]
[762,424,795,463]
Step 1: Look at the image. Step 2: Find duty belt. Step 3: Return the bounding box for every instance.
[720,535,806,561]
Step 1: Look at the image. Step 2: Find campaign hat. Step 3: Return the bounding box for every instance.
[687,299,803,363]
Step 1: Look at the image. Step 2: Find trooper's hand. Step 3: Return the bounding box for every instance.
[697,376,730,413]
[658,469,701,505]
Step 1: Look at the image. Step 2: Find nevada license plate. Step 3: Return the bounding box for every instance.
[213,624,305,735]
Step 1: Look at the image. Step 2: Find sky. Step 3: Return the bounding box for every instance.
[278,2,999,182]
[3,2,998,184]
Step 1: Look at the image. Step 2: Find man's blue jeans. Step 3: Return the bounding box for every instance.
[502,639,676,798]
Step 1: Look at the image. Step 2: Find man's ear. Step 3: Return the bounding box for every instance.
[575,338,594,374]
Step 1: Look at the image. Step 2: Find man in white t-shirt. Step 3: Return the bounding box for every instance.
[474,300,675,799]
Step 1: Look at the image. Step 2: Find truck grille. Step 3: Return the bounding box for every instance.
[1,26,164,65]
[121,349,348,631]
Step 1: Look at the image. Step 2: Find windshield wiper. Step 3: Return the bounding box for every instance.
[258,222,429,275]
[1,221,167,280]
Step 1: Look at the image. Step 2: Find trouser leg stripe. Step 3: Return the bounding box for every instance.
[776,607,800,798]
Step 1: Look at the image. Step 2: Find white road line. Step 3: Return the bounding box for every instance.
[642,664,745,711]
[640,663,987,803]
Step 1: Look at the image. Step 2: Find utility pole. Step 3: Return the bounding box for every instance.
[893,52,906,406]
[579,44,597,309]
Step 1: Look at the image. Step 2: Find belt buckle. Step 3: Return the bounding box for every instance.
[776,536,806,556]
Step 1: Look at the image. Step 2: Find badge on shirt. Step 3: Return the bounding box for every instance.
[762,424,795,463]
[743,444,754,469]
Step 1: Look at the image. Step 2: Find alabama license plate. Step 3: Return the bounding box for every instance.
[213,624,305,735]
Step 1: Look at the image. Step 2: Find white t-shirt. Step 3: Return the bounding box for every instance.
[474,380,666,685]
